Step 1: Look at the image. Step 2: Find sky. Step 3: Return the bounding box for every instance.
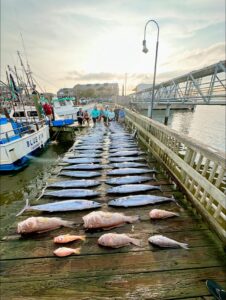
[0,0,225,94]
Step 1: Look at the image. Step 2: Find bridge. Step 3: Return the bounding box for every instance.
[0,111,225,299]
[129,60,226,109]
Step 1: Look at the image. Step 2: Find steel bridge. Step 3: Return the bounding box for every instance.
[129,60,226,107]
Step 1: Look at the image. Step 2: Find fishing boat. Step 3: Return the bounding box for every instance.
[0,116,49,171]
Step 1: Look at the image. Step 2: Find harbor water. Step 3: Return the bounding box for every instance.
[0,105,225,225]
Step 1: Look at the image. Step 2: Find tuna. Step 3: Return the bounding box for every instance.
[54,247,81,257]
[44,189,100,198]
[83,211,139,230]
[109,151,143,157]
[16,199,102,216]
[63,164,105,170]
[109,157,146,162]
[106,175,154,185]
[107,184,161,194]
[149,209,179,219]
[17,217,75,234]
[107,168,155,176]
[110,162,147,168]
[47,179,101,189]
[108,195,175,207]
[98,233,141,248]
[66,154,102,158]
[60,171,101,178]
[62,158,101,164]
[148,235,189,249]
[54,234,86,243]
[109,148,139,153]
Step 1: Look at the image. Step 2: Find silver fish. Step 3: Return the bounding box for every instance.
[107,168,155,176]
[109,151,143,157]
[66,154,102,158]
[110,162,147,168]
[110,144,137,149]
[148,235,189,249]
[63,164,105,170]
[108,195,175,207]
[44,189,100,198]
[75,146,103,150]
[109,157,146,162]
[60,171,101,178]
[109,148,139,153]
[16,199,102,216]
[47,180,101,188]
[107,184,161,194]
[62,158,101,164]
[106,175,154,185]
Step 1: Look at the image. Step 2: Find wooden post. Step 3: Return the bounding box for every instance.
[164,103,171,125]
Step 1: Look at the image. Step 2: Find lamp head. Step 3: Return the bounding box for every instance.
[142,40,148,53]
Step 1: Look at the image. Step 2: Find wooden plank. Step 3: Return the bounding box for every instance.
[0,230,221,260]
[1,267,226,299]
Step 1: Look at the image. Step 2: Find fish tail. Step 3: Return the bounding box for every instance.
[74,247,81,255]
[130,238,142,247]
[152,173,157,181]
[180,242,189,250]
[80,235,86,241]
[127,215,139,223]
[16,199,30,217]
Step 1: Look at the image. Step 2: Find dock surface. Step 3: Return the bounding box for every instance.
[1,122,225,299]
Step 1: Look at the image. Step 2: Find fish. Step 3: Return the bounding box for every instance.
[54,234,86,243]
[63,164,105,170]
[17,216,75,234]
[107,168,155,176]
[60,171,101,178]
[54,247,81,257]
[66,154,102,158]
[98,233,141,248]
[47,180,101,188]
[109,148,139,153]
[109,157,146,162]
[16,199,102,216]
[149,209,180,219]
[106,175,154,185]
[148,235,189,249]
[44,189,100,198]
[83,211,139,230]
[75,146,103,150]
[107,184,161,194]
[110,144,137,149]
[110,162,147,168]
[109,151,143,157]
[108,195,175,207]
[62,158,101,164]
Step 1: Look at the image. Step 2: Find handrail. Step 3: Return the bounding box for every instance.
[124,108,226,244]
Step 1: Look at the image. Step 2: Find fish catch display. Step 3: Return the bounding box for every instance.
[148,235,189,249]
[60,171,101,178]
[98,233,141,248]
[47,179,101,188]
[62,158,101,164]
[17,217,75,234]
[107,184,161,194]
[106,175,154,185]
[109,157,146,162]
[109,151,143,157]
[149,209,179,219]
[54,247,81,257]
[54,234,86,243]
[63,164,105,170]
[108,195,175,207]
[44,189,100,198]
[83,211,139,230]
[110,162,147,168]
[16,199,102,216]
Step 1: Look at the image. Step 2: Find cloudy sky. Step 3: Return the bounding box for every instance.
[1,0,225,93]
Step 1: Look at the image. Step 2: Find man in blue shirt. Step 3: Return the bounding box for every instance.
[91,106,100,126]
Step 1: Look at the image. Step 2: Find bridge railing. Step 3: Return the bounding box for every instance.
[125,108,226,244]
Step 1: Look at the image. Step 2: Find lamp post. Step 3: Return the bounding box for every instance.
[142,19,159,118]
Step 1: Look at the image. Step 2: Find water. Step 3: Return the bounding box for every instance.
[147,105,226,153]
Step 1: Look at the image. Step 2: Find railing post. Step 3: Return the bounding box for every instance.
[164,103,171,125]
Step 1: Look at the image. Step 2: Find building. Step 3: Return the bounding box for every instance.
[134,83,153,93]
[57,88,74,98]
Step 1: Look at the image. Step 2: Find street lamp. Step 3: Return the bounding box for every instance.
[142,19,159,118]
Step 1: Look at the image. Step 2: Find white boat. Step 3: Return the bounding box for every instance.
[0,117,49,171]
[9,105,40,123]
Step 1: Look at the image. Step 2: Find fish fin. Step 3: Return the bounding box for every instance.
[74,247,81,254]
[127,215,139,223]
[180,242,189,250]
[130,238,142,247]
[16,199,30,217]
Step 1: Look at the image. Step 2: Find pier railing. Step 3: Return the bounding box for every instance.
[125,108,226,244]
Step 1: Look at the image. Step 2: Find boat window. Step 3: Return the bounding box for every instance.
[59,101,66,106]
[27,111,38,117]
[13,111,25,117]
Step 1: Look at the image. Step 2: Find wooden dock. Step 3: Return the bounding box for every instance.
[0,121,226,299]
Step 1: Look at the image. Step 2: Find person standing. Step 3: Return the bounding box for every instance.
[108,109,115,122]
[98,107,104,122]
[103,105,110,126]
[91,106,100,126]
[118,108,126,123]
[83,110,90,126]
[77,108,84,126]
[42,102,53,121]
[114,106,120,121]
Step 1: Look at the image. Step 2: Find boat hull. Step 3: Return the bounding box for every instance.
[0,125,50,172]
